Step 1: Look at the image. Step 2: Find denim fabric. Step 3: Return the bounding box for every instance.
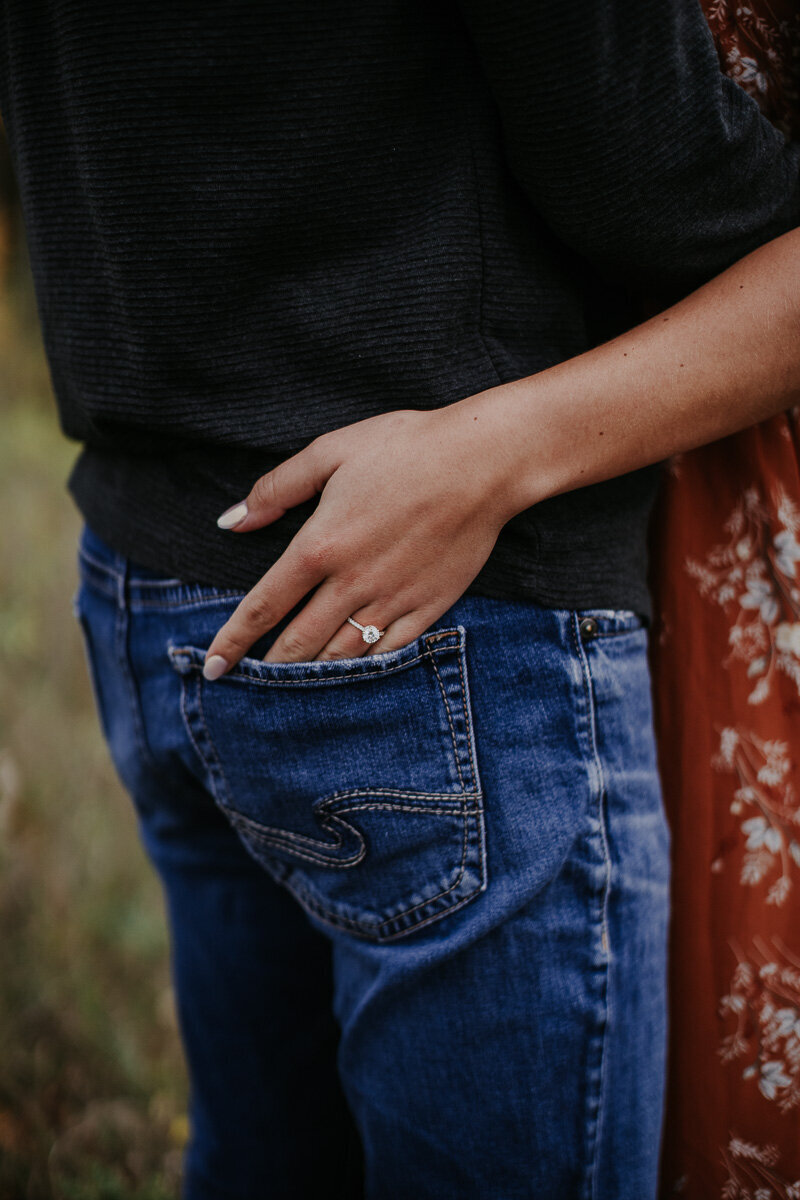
[73,523,670,1200]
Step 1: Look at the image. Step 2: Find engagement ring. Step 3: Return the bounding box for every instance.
[346,617,385,645]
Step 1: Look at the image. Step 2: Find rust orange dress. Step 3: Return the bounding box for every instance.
[653,4,800,1197]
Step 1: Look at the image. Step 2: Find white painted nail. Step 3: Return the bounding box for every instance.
[217,502,248,530]
[203,655,229,681]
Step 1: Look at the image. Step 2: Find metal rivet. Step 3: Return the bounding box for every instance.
[579,617,599,642]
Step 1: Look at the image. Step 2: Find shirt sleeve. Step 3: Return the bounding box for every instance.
[456,0,800,290]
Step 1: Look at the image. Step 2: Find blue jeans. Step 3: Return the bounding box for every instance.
[74,523,669,1200]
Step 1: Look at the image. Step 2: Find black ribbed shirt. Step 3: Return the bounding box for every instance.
[1,0,798,614]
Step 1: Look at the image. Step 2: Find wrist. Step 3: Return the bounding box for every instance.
[447,380,560,524]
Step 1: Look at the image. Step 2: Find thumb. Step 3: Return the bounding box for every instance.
[217,441,334,532]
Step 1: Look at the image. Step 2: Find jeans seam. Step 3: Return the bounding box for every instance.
[79,564,120,602]
[571,613,612,1200]
[180,669,210,787]
[590,628,647,640]
[79,544,124,580]
[78,543,245,608]
[192,670,229,802]
[132,592,246,609]
[115,560,159,773]
[126,576,192,589]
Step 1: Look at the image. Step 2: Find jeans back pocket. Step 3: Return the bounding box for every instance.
[169,627,486,942]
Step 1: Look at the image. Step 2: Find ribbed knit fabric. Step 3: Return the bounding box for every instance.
[0,0,798,614]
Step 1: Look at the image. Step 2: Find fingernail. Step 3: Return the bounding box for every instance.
[217,501,248,530]
[203,654,229,681]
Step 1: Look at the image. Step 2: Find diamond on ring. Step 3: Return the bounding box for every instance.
[347,617,385,645]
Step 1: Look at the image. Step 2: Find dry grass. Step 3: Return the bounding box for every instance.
[0,243,186,1199]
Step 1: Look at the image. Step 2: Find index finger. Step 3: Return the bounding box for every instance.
[202,537,326,678]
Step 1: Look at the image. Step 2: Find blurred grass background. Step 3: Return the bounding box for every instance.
[0,141,187,1198]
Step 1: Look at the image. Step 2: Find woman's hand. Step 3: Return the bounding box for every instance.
[202,397,520,676]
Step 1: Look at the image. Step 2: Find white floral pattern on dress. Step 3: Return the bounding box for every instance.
[686,487,800,703]
[704,1,800,134]
[713,728,800,906]
[721,1133,800,1198]
[720,942,800,1113]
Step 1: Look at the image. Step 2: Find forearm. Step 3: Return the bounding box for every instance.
[464,227,800,520]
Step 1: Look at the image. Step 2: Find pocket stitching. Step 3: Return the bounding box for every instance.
[285,850,482,940]
[170,633,462,687]
[171,644,427,683]
[176,628,486,940]
[424,630,480,792]
[456,632,480,790]
[224,790,482,870]
[427,651,466,790]
[224,805,367,868]
[223,793,482,935]
[275,799,482,937]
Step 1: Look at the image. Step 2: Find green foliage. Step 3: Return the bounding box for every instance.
[0,250,186,1199]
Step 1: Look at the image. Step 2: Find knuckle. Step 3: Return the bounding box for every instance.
[251,472,279,509]
[307,436,338,484]
[333,564,363,593]
[278,629,311,661]
[298,536,335,573]
[240,591,276,629]
[309,432,332,460]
